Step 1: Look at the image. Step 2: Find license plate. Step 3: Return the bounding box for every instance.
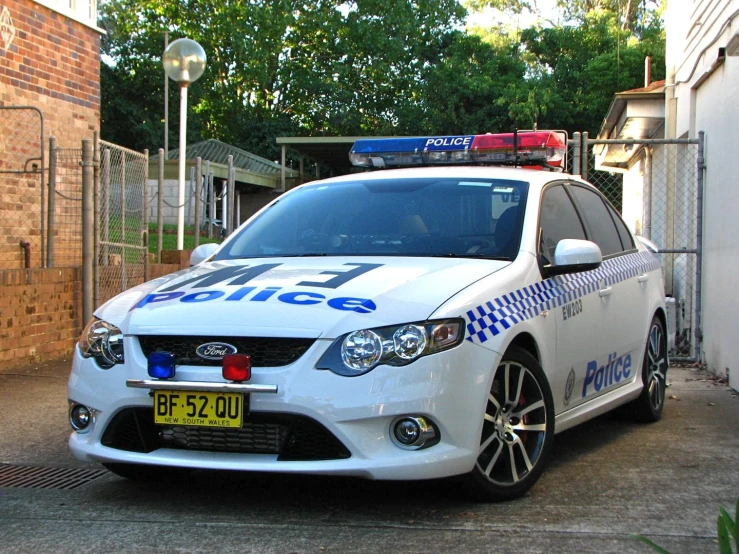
[154,390,245,428]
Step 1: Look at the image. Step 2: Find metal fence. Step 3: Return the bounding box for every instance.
[149,153,232,263]
[0,106,44,269]
[0,105,150,317]
[568,133,704,360]
[96,141,149,307]
[48,139,83,268]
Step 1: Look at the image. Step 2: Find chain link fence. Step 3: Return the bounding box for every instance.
[0,107,45,269]
[568,134,703,360]
[48,141,83,268]
[1,106,150,310]
[96,141,149,306]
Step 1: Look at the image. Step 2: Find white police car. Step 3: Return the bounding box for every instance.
[68,131,667,500]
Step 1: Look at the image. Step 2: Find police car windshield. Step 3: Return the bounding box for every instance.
[216,177,529,260]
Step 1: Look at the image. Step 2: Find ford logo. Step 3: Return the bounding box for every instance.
[195,342,238,360]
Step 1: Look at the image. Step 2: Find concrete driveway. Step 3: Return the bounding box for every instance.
[0,357,737,554]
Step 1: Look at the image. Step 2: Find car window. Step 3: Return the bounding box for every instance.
[216,178,529,260]
[605,202,635,251]
[567,185,624,257]
[539,184,586,263]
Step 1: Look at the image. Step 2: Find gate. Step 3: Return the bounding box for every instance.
[0,106,44,269]
[568,133,704,361]
[95,141,149,307]
[48,138,83,268]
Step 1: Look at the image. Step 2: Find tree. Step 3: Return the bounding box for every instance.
[100,0,666,155]
[518,8,665,134]
[464,0,665,135]
[395,31,537,135]
[98,0,466,156]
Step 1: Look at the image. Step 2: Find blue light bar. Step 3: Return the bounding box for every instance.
[350,136,475,167]
[147,352,177,379]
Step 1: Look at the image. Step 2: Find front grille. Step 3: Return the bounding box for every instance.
[137,336,315,367]
[162,423,288,454]
[102,408,351,461]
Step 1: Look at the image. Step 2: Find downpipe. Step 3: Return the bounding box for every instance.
[19,240,31,269]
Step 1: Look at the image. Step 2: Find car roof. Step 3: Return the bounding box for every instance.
[302,166,594,193]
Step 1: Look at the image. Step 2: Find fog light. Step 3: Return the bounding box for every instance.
[148,352,177,379]
[392,416,437,449]
[69,403,92,431]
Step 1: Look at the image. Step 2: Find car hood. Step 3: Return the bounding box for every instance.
[95,257,509,338]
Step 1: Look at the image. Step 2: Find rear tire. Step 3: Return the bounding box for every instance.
[630,316,668,422]
[459,346,554,501]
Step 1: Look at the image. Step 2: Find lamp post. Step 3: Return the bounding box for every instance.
[162,38,206,250]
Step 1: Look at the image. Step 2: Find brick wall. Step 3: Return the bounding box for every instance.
[0,0,101,270]
[0,267,82,369]
[0,0,101,140]
[0,262,183,369]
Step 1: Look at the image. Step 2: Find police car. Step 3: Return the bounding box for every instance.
[68,131,667,501]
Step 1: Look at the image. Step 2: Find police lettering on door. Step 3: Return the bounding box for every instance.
[582,351,632,397]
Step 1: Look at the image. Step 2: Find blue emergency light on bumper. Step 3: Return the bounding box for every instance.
[147,352,177,379]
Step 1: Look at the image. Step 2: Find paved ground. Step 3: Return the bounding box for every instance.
[0,356,737,554]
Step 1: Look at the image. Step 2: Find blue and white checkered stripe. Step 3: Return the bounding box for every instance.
[465,251,661,344]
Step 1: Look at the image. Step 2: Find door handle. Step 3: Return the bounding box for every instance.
[599,287,613,297]
[638,273,649,283]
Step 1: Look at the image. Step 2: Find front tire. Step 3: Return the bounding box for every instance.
[460,346,554,501]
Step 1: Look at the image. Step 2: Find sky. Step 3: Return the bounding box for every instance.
[464,0,563,30]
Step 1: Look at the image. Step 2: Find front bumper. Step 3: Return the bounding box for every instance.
[68,336,498,480]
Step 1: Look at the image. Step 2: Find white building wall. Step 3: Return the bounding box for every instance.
[694,61,739,389]
[666,0,739,389]
[621,158,644,236]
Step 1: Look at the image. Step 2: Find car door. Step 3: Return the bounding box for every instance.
[566,183,646,401]
[537,183,604,414]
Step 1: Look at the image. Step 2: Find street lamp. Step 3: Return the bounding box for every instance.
[163,38,207,250]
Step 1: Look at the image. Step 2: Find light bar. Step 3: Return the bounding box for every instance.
[349,131,567,170]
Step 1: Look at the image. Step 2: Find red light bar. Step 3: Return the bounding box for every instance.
[470,131,566,167]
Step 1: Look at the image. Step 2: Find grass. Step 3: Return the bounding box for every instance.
[147,223,220,254]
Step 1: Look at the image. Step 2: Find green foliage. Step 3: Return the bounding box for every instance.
[395,31,529,135]
[100,0,666,157]
[634,498,738,554]
[99,0,467,156]
[515,8,665,135]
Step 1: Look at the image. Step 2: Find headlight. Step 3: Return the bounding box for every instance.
[317,318,464,376]
[78,318,125,369]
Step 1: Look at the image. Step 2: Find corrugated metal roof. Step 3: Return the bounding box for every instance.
[167,139,297,176]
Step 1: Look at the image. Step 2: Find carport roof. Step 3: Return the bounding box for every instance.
[275,136,360,169]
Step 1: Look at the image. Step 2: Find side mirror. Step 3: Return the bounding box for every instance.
[190,243,219,266]
[545,239,602,276]
[636,235,659,253]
